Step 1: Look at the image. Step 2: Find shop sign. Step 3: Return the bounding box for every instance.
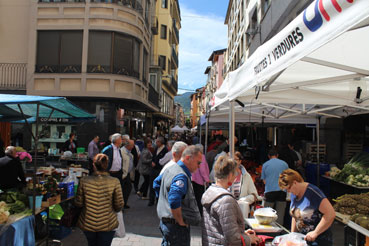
[40,118,69,123]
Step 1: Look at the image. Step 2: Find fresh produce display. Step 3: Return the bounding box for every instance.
[0,191,27,215]
[0,201,10,224]
[332,152,369,187]
[333,192,369,218]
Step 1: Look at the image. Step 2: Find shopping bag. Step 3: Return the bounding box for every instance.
[115,211,125,238]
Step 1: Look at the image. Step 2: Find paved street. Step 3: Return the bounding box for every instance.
[61,189,345,246]
[61,188,202,246]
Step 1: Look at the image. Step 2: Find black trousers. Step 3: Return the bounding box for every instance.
[139,174,150,197]
[149,169,160,204]
[110,170,124,193]
[134,170,140,191]
[192,181,205,216]
[122,175,132,206]
[110,170,131,206]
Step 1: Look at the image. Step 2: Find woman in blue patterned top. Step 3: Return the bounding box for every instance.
[279,169,335,246]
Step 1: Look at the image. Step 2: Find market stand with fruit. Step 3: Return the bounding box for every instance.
[0,94,94,245]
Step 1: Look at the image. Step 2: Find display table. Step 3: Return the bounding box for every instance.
[0,216,35,246]
[322,176,369,198]
[335,212,369,246]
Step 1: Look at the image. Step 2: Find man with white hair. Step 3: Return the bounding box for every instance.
[154,145,202,245]
[160,141,188,174]
[0,146,26,190]
[102,133,124,194]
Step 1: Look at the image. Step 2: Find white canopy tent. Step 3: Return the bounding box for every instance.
[170,125,185,133]
[209,0,369,183]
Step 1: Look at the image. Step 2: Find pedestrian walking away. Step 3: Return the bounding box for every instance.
[75,153,124,246]
[121,139,135,209]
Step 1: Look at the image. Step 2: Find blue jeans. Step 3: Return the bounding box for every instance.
[159,220,190,246]
[83,231,115,246]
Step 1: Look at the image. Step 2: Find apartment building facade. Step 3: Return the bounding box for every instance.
[149,0,180,133]
[224,0,313,76]
[0,0,156,147]
[190,87,205,128]
[204,49,226,110]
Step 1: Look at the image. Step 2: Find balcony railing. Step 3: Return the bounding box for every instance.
[35,65,81,73]
[173,21,179,43]
[85,65,140,79]
[39,0,85,2]
[172,47,178,67]
[0,63,27,90]
[148,83,159,107]
[90,0,143,15]
[171,77,178,92]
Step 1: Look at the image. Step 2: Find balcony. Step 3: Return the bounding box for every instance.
[172,21,179,44]
[39,0,85,2]
[151,16,158,35]
[171,77,178,92]
[171,47,178,67]
[148,83,159,107]
[90,0,143,15]
[0,63,27,90]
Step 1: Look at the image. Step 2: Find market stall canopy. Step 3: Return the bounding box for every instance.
[171,125,184,133]
[182,126,189,131]
[213,0,369,119]
[0,94,95,122]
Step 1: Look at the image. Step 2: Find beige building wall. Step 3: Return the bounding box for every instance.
[0,0,30,63]
[0,0,155,111]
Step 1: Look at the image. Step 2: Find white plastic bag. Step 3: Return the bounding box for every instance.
[272,232,307,246]
[115,211,125,238]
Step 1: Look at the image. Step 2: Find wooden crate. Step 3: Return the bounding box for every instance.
[343,143,363,162]
[42,194,61,208]
[306,143,326,163]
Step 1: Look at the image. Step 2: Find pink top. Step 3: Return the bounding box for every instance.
[191,154,210,185]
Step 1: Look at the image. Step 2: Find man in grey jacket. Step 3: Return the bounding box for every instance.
[153,145,202,246]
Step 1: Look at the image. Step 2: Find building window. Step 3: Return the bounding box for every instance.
[36,31,83,73]
[168,59,171,74]
[160,25,167,39]
[261,0,271,17]
[149,73,157,90]
[159,55,166,70]
[161,0,167,8]
[250,10,258,33]
[88,31,140,79]
[143,49,148,83]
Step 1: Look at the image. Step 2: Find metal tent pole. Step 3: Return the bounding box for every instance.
[205,107,209,153]
[229,101,235,158]
[317,117,320,187]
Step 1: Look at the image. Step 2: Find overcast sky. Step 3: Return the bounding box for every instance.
[177,1,228,94]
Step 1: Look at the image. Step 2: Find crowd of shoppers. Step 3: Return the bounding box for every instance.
[23,128,332,246]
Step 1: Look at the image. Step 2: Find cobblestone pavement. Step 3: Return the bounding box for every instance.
[61,188,202,246]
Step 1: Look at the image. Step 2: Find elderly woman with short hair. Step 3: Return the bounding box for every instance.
[201,156,260,246]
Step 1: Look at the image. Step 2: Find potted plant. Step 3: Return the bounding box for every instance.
[42,176,61,207]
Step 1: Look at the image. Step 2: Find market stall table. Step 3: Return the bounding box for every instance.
[335,212,369,246]
[322,176,369,199]
[0,216,35,246]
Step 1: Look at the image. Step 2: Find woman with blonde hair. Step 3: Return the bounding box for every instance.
[279,169,335,246]
[75,153,124,246]
[201,156,260,246]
